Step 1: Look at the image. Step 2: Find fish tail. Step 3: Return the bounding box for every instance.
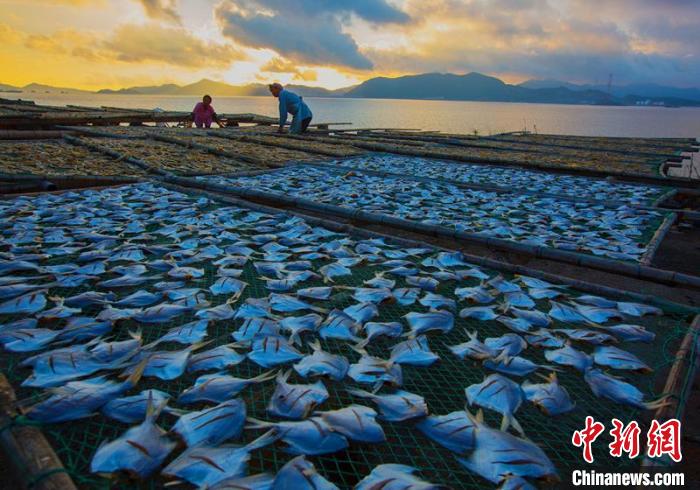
[123,358,148,389]
[347,388,374,400]
[311,306,329,314]
[350,344,368,356]
[128,328,143,341]
[307,339,322,352]
[250,369,278,384]
[354,337,369,349]
[542,364,563,372]
[467,330,478,340]
[288,332,301,347]
[644,395,671,410]
[245,417,273,429]
[246,429,279,451]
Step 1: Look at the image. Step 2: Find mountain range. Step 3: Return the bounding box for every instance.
[2,73,699,107]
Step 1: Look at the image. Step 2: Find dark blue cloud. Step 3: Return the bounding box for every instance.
[215,0,408,69]
[251,0,410,24]
[217,3,374,69]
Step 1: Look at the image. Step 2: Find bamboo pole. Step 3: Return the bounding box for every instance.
[0,375,77,490]
[150,134,279,168]
[640,213,677,266]
[210,132,358,157]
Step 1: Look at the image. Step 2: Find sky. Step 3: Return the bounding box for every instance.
[0,0,698,90]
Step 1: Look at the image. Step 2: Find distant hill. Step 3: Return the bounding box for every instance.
[520,79,700,103]
[3,73,699,106]
[0,83,21,92]
[344,72,620,105]
[98,78,349,98]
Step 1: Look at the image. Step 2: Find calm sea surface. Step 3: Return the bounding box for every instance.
[4,92,700,138]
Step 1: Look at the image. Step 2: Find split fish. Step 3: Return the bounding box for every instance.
[348,388,428,422]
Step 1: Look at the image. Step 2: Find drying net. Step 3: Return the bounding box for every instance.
[0,183,693,489]
[199,165,670,263]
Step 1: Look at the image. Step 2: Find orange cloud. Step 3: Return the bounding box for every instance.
[261,57,318,81]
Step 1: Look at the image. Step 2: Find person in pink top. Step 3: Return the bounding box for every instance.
[191,95,225,128]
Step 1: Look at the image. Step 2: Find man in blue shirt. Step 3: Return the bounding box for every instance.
[268,82,313,134]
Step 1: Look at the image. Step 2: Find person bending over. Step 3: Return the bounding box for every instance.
[191,95,225,128]
[268,83,312,134]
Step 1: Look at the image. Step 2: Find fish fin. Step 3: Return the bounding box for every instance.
[188,340,213,353]
[311,306,329,314]
[354,337,369,349]
[278,369,292,384]
[164,406,188,417]
[347,388,374,400]
[467,330,478,341]
[307,339,322,352]
[128,328,143,341]
[510,416,525,436]
[246,429,279,451]
[542,364,563,372]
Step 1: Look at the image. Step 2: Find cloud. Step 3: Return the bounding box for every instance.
[25,34,67,54]
[215,0,409,70]
[136,0,181,24]
[100,23,244,67]
[0,23,23,44]
[261,57,318,81]
[216,3,373,69]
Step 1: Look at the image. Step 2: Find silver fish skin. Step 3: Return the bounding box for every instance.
[487,275,522,294]
[132,303,193,324]
[348,388,428,422]
[172,398,246,447]
[616,302,663,317]
[449,331,497,361]
[209,277,247,298]
[548,301,590,324]
[544,344,593,372]
[246,418,348,456]
[315,405,385,443]
[455,286,494,304]
[187,344,246,372]
[348,355,403,389]
[355,464,446,490]
[233,317,281,342]
[584,368,652,409]
[572,303,623,324]
[406,275,439,292]
[248,335,304,368]
[267,370,329,420]
[392,288,420,306]
[343,302,379,324]
[509,307,551,328]
[101,389,171,424]
[592,346,651,373]
[404,310,454,335]
[459,306,498,321]
[26,363,145,423]
[390,335,439,366]
[0,283,47,300]
[606,324,655,343]
[162,430,278,487]
[156,320,208,345]
[358,321,403,348]
[419,293,456,311]
[522,373,575,416]
[272,455,338,490]
[485,334,527,357]
[196,300,237,321]
[416,410,476,454]
[466,374,523,433]
[483,352,544,377]
[319,262,352,283]
[364,273,396,289]
[126,343,203,381]
[178,370,276,404]
[0,328,59,352]
[270,293,327,314]
[318,310,361,342]
[456,411,558,484]
[575,295,617,308]
[0,291,46,315]
[208,473,274,490]
[349,287,394,304]
[555,329,617,345]
[525,329,564,349]
[293,340,349,381]
[90,400,175,478]
[297,286,333,300]
[113,290,163,307]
